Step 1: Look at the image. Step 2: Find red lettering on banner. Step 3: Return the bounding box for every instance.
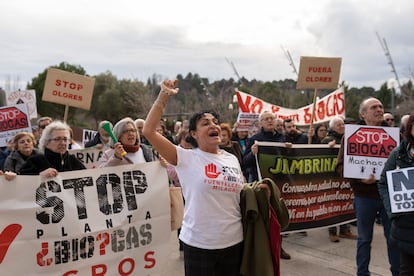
[236,93,251,112]
[271,105,280,113]
[92,263,107,276]
[36,242,53,266]
[144,251,156,269]
[118,258,135,275]
[336,91,345,114]
[250,99,263,114]
[303,107,312,124]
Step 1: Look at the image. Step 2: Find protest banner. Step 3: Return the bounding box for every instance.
[0,104,31,147]
[5,89,38,119]
[257,141,355,232]
[235,86,344,126]
[0,162,171,275]
[386,167,414,213]
[344,125,400,180]
[70,148,103,169]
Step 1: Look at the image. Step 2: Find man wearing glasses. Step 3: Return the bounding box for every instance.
[384,113,395,127]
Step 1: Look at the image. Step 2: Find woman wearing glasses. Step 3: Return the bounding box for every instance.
[19,121,86,176]
[98,117,154,168]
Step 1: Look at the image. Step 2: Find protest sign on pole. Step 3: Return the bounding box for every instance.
[42,68,95,122]
[0,162,171,275]
[0,104,31,147]
[296,56,342,143]
[386,167,414,213]
[343,124,400,180]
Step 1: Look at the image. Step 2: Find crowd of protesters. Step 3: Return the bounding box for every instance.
[0,81,413,275]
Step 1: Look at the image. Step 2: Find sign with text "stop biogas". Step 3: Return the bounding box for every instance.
[0,104,31,147]
[296,56,342,89]
[343,125,400,180]
[386,167,414,213]
[42,68,95,110]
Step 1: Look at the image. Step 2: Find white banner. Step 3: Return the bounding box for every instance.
[0,162,170,275]
[344,125,400,180]
[236,86,345,126]
[69,148,103,169]
[386,167,414,214]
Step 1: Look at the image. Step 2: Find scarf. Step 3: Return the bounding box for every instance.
[123,144,140,153]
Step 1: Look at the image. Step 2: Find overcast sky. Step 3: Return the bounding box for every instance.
[1,0,413,92]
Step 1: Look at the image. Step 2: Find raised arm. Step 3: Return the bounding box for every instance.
[143,80,179,165]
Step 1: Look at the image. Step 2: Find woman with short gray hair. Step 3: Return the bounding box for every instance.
[19,120,86,177]
[98,117,154,168]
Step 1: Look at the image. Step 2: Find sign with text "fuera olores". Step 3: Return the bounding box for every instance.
[296,56,342,90]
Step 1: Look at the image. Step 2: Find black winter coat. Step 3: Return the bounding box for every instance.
[19,148,86,175]
[378,139,414,255]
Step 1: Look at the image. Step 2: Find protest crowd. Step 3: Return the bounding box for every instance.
[0,77,413,276]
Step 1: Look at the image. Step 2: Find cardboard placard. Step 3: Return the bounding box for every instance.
[297,56,342,89]
[42,68,95,110]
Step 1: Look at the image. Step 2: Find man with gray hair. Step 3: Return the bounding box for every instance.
[336,97,399,276]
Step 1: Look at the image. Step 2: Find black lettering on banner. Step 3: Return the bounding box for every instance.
[63,177,94,220]
[124,170,148,211]
[96,173,123,215]
[391,169,414,191]
[36,181,64,224]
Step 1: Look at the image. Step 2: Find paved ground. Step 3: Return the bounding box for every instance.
[156,223,391,275]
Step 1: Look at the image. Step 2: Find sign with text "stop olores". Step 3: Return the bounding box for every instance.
[42,68,95,110]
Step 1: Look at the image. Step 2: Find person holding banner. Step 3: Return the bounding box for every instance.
[143,80,246,276]
[18,121,86,176]
[321,116,357,242]
[3,132,37,173]
[283,118,308,144]
[378,112,414,275]
[242,111,291,259]
[336,97,400,276]
[98,117,155,167]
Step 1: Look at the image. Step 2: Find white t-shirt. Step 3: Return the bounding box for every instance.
[175,147,244,249]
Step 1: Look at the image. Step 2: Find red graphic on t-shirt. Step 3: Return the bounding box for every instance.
[205,163,221,178]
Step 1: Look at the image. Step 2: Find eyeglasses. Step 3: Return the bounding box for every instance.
[49,137,69,143]
[386,118,394,122]
[39,124,48,129]
[122,128,136,135]
[318,129,327,132]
